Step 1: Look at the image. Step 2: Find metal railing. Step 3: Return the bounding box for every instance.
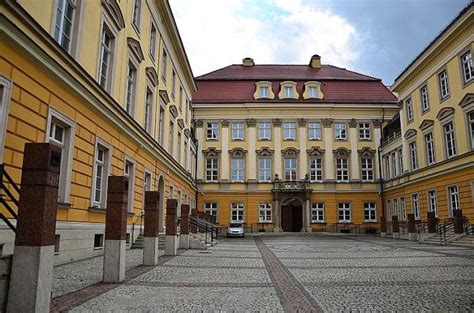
[436,219,454,245]
[189,216,218,244]
[381,130,402,146]
[0,164,19,232]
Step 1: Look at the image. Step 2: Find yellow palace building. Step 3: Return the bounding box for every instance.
[0,0,197,263]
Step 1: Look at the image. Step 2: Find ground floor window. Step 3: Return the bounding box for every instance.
[205,202,218,217]
[364,202,376,222]
[311,202,324,223]
[231,203,244,222]
[259,203,272,223]
[427,190,438,217]
[400,197,406,220]
[338,202,351,222]
[411,193,420,220]
[448,185,460,216]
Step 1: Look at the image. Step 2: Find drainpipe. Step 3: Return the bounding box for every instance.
[379,109,386,225]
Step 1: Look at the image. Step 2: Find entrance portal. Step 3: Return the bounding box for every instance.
[281,199,303,232]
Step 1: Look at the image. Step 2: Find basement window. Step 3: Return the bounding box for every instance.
[54,235,60,254]
[94,234,104,248]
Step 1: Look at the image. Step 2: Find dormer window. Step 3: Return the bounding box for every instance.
[308,87,317,98]
[304,81,324,99]
[260,86,269,98]
[254,81,274,99]
[284,86,293,98]
[279,81,298,99]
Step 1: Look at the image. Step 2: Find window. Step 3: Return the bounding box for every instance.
[448,185,460,216]
[338,203,351,222]
[132,0,142,31]
[92,143,110,208]
[384,156,390,179]
[409,141,418,171]
[149,23,157,59]
[260,86,269,98]
[461,50,473,84]
[206,122,218,140]
[469,112,474,150]
[438,69,449,99]
[424,132,435,165]
[311,203,324,223]
[427,190,438,217]
[0,78,12,163]
[400,197,406,221]
[54,0,77,52]
[169,186,174,199]
[171,70,176,97]
[406,98,413,122]
[259,203,272,223]
[443,121,456,158]
[334,123,347,140]
[169,121,174,155]
[398,148,404,174]
[359,123,371,140]
[125,61,137,116]
[124,158,135,213]
[205,158,218,182]
[161,49,168,80]
[258,122,271,140]
[361,157,374,182]
[420,85,430,112]
[309,158,322,182]
[158,107,165,145]
[177,132,182,164]
[179,87,183,111]
[364,202,376,222]
[232,122,244,140]
[258,157,272,182]
[94,234,104,248]
[231,203,244,222]
[308,122,321,140]
[144,171,152,192]
[144,87,153,134]
[231,158,245,182]
[336,158,349,182]
[308,86,317,98]
[284,158,297,181]
[411,193,420,220]
[205,202,218,217]
[284,86,293,98]
[283,122,296,140]
[98,25,114,91]
[390,151,397,177]
[47,110,74,203]
[54,234,60,253]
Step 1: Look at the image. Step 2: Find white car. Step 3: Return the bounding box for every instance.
[227,223,245,238]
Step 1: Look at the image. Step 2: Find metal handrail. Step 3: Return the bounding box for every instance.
[0,164,19,232]
[189,216,218,244]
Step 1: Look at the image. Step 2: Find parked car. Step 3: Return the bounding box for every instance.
[227,223,245,238]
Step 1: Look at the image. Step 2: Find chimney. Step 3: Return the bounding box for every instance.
[309,54,321,69]
[242,57,255,67]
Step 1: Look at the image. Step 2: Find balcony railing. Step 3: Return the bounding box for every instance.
[382,130,402,146]
[273,180,310,191]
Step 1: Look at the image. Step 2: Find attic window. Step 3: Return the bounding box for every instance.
[254,81,274,99]
[304,81,324,100]
[308,87,317,98]
[279,81,298,99]
[284,87,293,98]
[260,86,269,98]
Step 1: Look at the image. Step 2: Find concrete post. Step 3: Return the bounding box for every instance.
[190,209,198,233]
[274,199,281,232]
[427,212,437,233]
[143,191,160,266]
[180,204,190,249]
[380,216,387,237]
[165,199,178,255]
[305,199,312,232]
[453,209,464,234]
[392,215,400,239]
[407,213,417,241]
[103,176,128,283]
[7,143,61,313]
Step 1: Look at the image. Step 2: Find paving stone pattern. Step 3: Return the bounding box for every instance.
[52,235,474,312]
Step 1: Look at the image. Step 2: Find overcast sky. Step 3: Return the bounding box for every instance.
[170,0,468,85]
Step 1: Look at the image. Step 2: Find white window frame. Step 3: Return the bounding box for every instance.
[358,122,371,140]
[231,203,244,222]
[232,121,244,140]
[364,202,377,222]
[206,122,219,140]
[0,77,12,163]
[460,50,473,84]
[125,59,138,116]
[420,85,430,112]
[205,202,218,217]
[260,86,269,98]
[46,107,75,204]
[158,105,165,145]
[284,86,293,98]
[398,148,404,174]
[311,202,324,223]
[438,69,450,99]
[406,98,414,122]
[411,193,420,220]
[144,85,153,134]
[469,111,474,151]
[447,185,460,217]
[309,157,323,182]
[361,157,374,182]
[131,0,142,32]
[161,48,168,80]
[259,203,272,223]
[169,120,175,156]
[258,157,272,182]
[124,156,136,213]
[91,138,111,209]
[443,121,457,159]
[338,202,351,223]
[308,86,318,98]
[205,158,218,182]
[390,151,397,177]
[424,132,435,165]
[336,158,349,182]
[97,21,116,93]
[308,122,321,140]
[149,22,157,60]
[400,197,406,221]
[427,189,438,217]
[283,122,296,140]
[409,141,418,171]
[258,122,272,140]
[334,122,347,140]
[231,157,245,182]
[283,157,297,181]
[53,0,78,53]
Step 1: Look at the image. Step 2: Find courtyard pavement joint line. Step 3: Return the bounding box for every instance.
[254,237,323,313]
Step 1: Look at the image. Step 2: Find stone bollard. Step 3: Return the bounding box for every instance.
[7,143,61,313]
[179,204,190,249]
[427,212,437,233]
[407,214,417,241]
[392,215,400,239]
[165,199,178,255]
[380,216,387,237]
[453,209,464,234]
[190,209,198,234]
[143,191,160,265]
[103,176,128,283]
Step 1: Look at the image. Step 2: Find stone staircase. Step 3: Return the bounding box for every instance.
[132,233,210,250]
[449,234,474,248]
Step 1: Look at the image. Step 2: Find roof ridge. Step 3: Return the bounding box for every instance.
[324,64,380,81]
[195,64,235,79]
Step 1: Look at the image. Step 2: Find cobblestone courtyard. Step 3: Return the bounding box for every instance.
[52,235,474,312]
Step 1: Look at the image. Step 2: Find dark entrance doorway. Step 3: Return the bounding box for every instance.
[281,199,303,232]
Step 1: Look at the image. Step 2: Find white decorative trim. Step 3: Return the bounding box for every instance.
[0,76,12,163]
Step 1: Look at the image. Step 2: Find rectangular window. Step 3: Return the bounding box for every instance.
[171,70,176,97]
[308,122,321,140]
[232,122,244,140]
[384,156,390,179]
[284,86,292,98]
[206,158,218,182]
[398,148,404,174]
[308,86,317,98]
[443,121,456,158]
[94,234,104,248]
[258,157,272,182]
[231,203,244,222]
[0,78,12,163]
[469,112,474,150]
[311,202,324,223]
[144,87,153,134]
[158,107,165,145]
[409,141,418,171]
[448,185,460,216]
[361,158,374,182]
[336,158,348,182]
[169,121,174,155]
[124,158,135,213]
[309,158,322,182]
[411,193,420,220]
[132,0,142,31]
[438,69,449,99]
[284,158,297,181]
[420,85,430,112]
[92,143,110,208]
[169,186,174,199]
[125,61,137,116]
[144,172,152,192]
[406,98,413,122]
[424,132,435,165]
[149,23,157,59]
[400,197,406,221]
[359,123,371,140]
[338,203,351,222]
[98,25,114,91]
[179,87,183,111]
[390,151,397,177]
[427,190,438,217]
[184,140,188,170]
[54,234,60,253]
[205,202,218,217]
[231,158,245,182]
[258,122,272,140]
[161,49,168,80]
[283,122,296,140]
[334,123,347,139]
[461,50,473,84]
[54,0,76,52]
[260,86,269,98]
[259,203,272,223]
[177,132,182,164]
[364,202,376,222]
[206,122,218,140]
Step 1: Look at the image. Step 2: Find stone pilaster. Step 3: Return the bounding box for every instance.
[273,198,281,232]
[373,120,382,180]
[349,121,360,181]
[273,119,282,178]
[298,120,307,180]
[247,119,257,182]
[322,119,334,181]
[221,120,230,182]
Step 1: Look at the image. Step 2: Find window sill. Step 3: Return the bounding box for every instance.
[58,202,72,209]
[258,138,271,141]
[94,247,103,250]
[310,221,325,224]
[337,221,352,224]
[359,138,372,141]
[89,206,106,213]
[364,220,377,223]
[284,138,296,141]
[308,138,322,141]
